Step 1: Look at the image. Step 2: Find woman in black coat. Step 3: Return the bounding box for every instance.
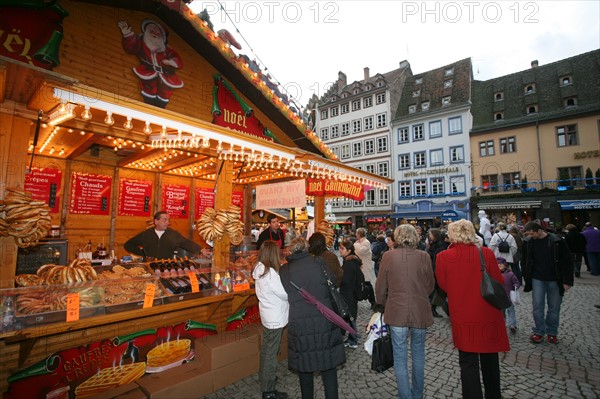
[338,238,362,348]
[279,235,346,399]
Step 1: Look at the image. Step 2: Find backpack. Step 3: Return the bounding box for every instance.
[355,267,369,301]
[497,235,511,253]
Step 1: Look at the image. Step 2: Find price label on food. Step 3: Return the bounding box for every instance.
[233,282,250,292]
[66,292,80,322]
[187,272,200,293]
[143,283,157,308]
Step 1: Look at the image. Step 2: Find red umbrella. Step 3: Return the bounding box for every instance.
[290,281,357,336]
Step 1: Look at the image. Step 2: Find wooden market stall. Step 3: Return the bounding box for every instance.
[0,1,392,397]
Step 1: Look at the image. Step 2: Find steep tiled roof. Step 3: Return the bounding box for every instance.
[394,58,472,120]
[471,49,600,133]
[309,62,412,111]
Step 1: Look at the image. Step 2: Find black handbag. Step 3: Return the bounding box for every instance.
[320,263,350,320]
[478,247,512,310]
[371,315,393,372]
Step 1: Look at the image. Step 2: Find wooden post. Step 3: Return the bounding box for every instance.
[314,196,325,226]
[213,159,233,269]
[0,113,34,287]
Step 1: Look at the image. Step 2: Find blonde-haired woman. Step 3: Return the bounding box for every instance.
[252,241,289,399]
[435,219,510,399]
[375,224,435,399]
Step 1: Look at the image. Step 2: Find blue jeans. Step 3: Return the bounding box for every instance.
[503,304,517,328]
[390,326,427,399]
[531,279,563,336]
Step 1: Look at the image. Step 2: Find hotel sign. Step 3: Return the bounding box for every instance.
[404,166,459,178]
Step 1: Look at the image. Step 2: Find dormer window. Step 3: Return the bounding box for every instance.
[494,92,504,101]
[415,78,423,85]
[412,90,420,97]
[377,81,384,87]
[524,84,536,94]
[409,105,416,113]
[564,97,577,107]
[342,93,348,98]
[421,101,430,111]
[495,112,504,121]
[560,76,572,86]
[527,104,538,114]
[442,96,451,106]
[443,80,453,88]
[365,84,372,91]
[444,68,454,76]
[353,89,359,95]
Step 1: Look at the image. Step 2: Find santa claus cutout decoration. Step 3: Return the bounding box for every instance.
[118,20,184,108]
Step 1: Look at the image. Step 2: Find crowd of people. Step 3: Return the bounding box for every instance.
[250,214,599,399]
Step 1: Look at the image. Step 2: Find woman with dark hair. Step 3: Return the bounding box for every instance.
[436,219,509,399]
[309,231,343,287]
[338,239,362,348]
[427,228,449,318]
[279,235,346,399]
[252,241,289,399]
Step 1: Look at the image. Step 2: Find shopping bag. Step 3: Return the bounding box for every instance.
[510,288,520,305]
[371,333,393,372]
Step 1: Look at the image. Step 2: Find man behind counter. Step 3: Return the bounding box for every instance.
[256,215,286,250]
[125,211,208,259]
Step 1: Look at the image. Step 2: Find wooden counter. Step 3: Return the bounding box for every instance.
[0,289,257,396]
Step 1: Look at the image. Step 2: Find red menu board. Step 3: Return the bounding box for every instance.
[162,184,189,219]
[195,187,215,219]
[118,178,152,217]
[69,172,112,215]
[24,167,62,213]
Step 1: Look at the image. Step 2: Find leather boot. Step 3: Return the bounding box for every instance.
[262,390,288,399]
[432,305,442,318]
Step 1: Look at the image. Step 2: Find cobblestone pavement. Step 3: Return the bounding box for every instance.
[203,270,600,399]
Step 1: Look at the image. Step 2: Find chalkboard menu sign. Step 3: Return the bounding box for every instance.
[69,172,112,215]
[118,178,152,217]
[24,167,62,213]
[161,184,189,219]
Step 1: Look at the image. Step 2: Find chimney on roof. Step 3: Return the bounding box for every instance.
[531,60,539,68]
[338,71,347,88]
[364,67,370,81]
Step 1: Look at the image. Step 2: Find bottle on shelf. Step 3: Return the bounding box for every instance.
[97,241,107,259]
[1,296,16,332]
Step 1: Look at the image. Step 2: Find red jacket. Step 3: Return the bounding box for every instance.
[436,243,510,353]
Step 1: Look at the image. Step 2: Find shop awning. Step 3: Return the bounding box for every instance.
[477,201,542,210]
[558,199,600,210]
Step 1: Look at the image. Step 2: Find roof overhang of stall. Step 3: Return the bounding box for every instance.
[0,56,392,190]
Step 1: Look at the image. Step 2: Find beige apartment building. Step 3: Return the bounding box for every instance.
[470,50,600,229]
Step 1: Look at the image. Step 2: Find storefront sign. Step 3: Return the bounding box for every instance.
[5,321,216,399]
[118,178,152,217]
[212,74,277,141]
[573,150,599,159]
[558,199,600,210]
[162,184,189,219]
[306,178,365,202]
[256,180,306,209]
[24,167,62,213]
[69,172,112,215]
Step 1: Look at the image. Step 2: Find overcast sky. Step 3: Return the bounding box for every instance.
[190,1,600,107]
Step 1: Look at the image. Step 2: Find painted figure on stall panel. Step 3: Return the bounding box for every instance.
[118,19,183,108]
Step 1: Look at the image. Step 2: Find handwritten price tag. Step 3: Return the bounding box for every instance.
[66,292,80,322]
[187,272,200,293]
[233,282,250,292]
[143,283,157,308]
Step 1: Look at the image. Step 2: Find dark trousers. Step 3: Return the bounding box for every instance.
[458,351,501,399]
[298,368,338,399]
[259,326,284,392]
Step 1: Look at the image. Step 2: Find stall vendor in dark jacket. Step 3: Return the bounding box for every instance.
[256,215,286,250]
[125,211,207,259]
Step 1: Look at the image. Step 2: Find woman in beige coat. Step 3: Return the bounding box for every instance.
[375,225,435,399]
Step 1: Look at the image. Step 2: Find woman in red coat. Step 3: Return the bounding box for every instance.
[435,219,510,399]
